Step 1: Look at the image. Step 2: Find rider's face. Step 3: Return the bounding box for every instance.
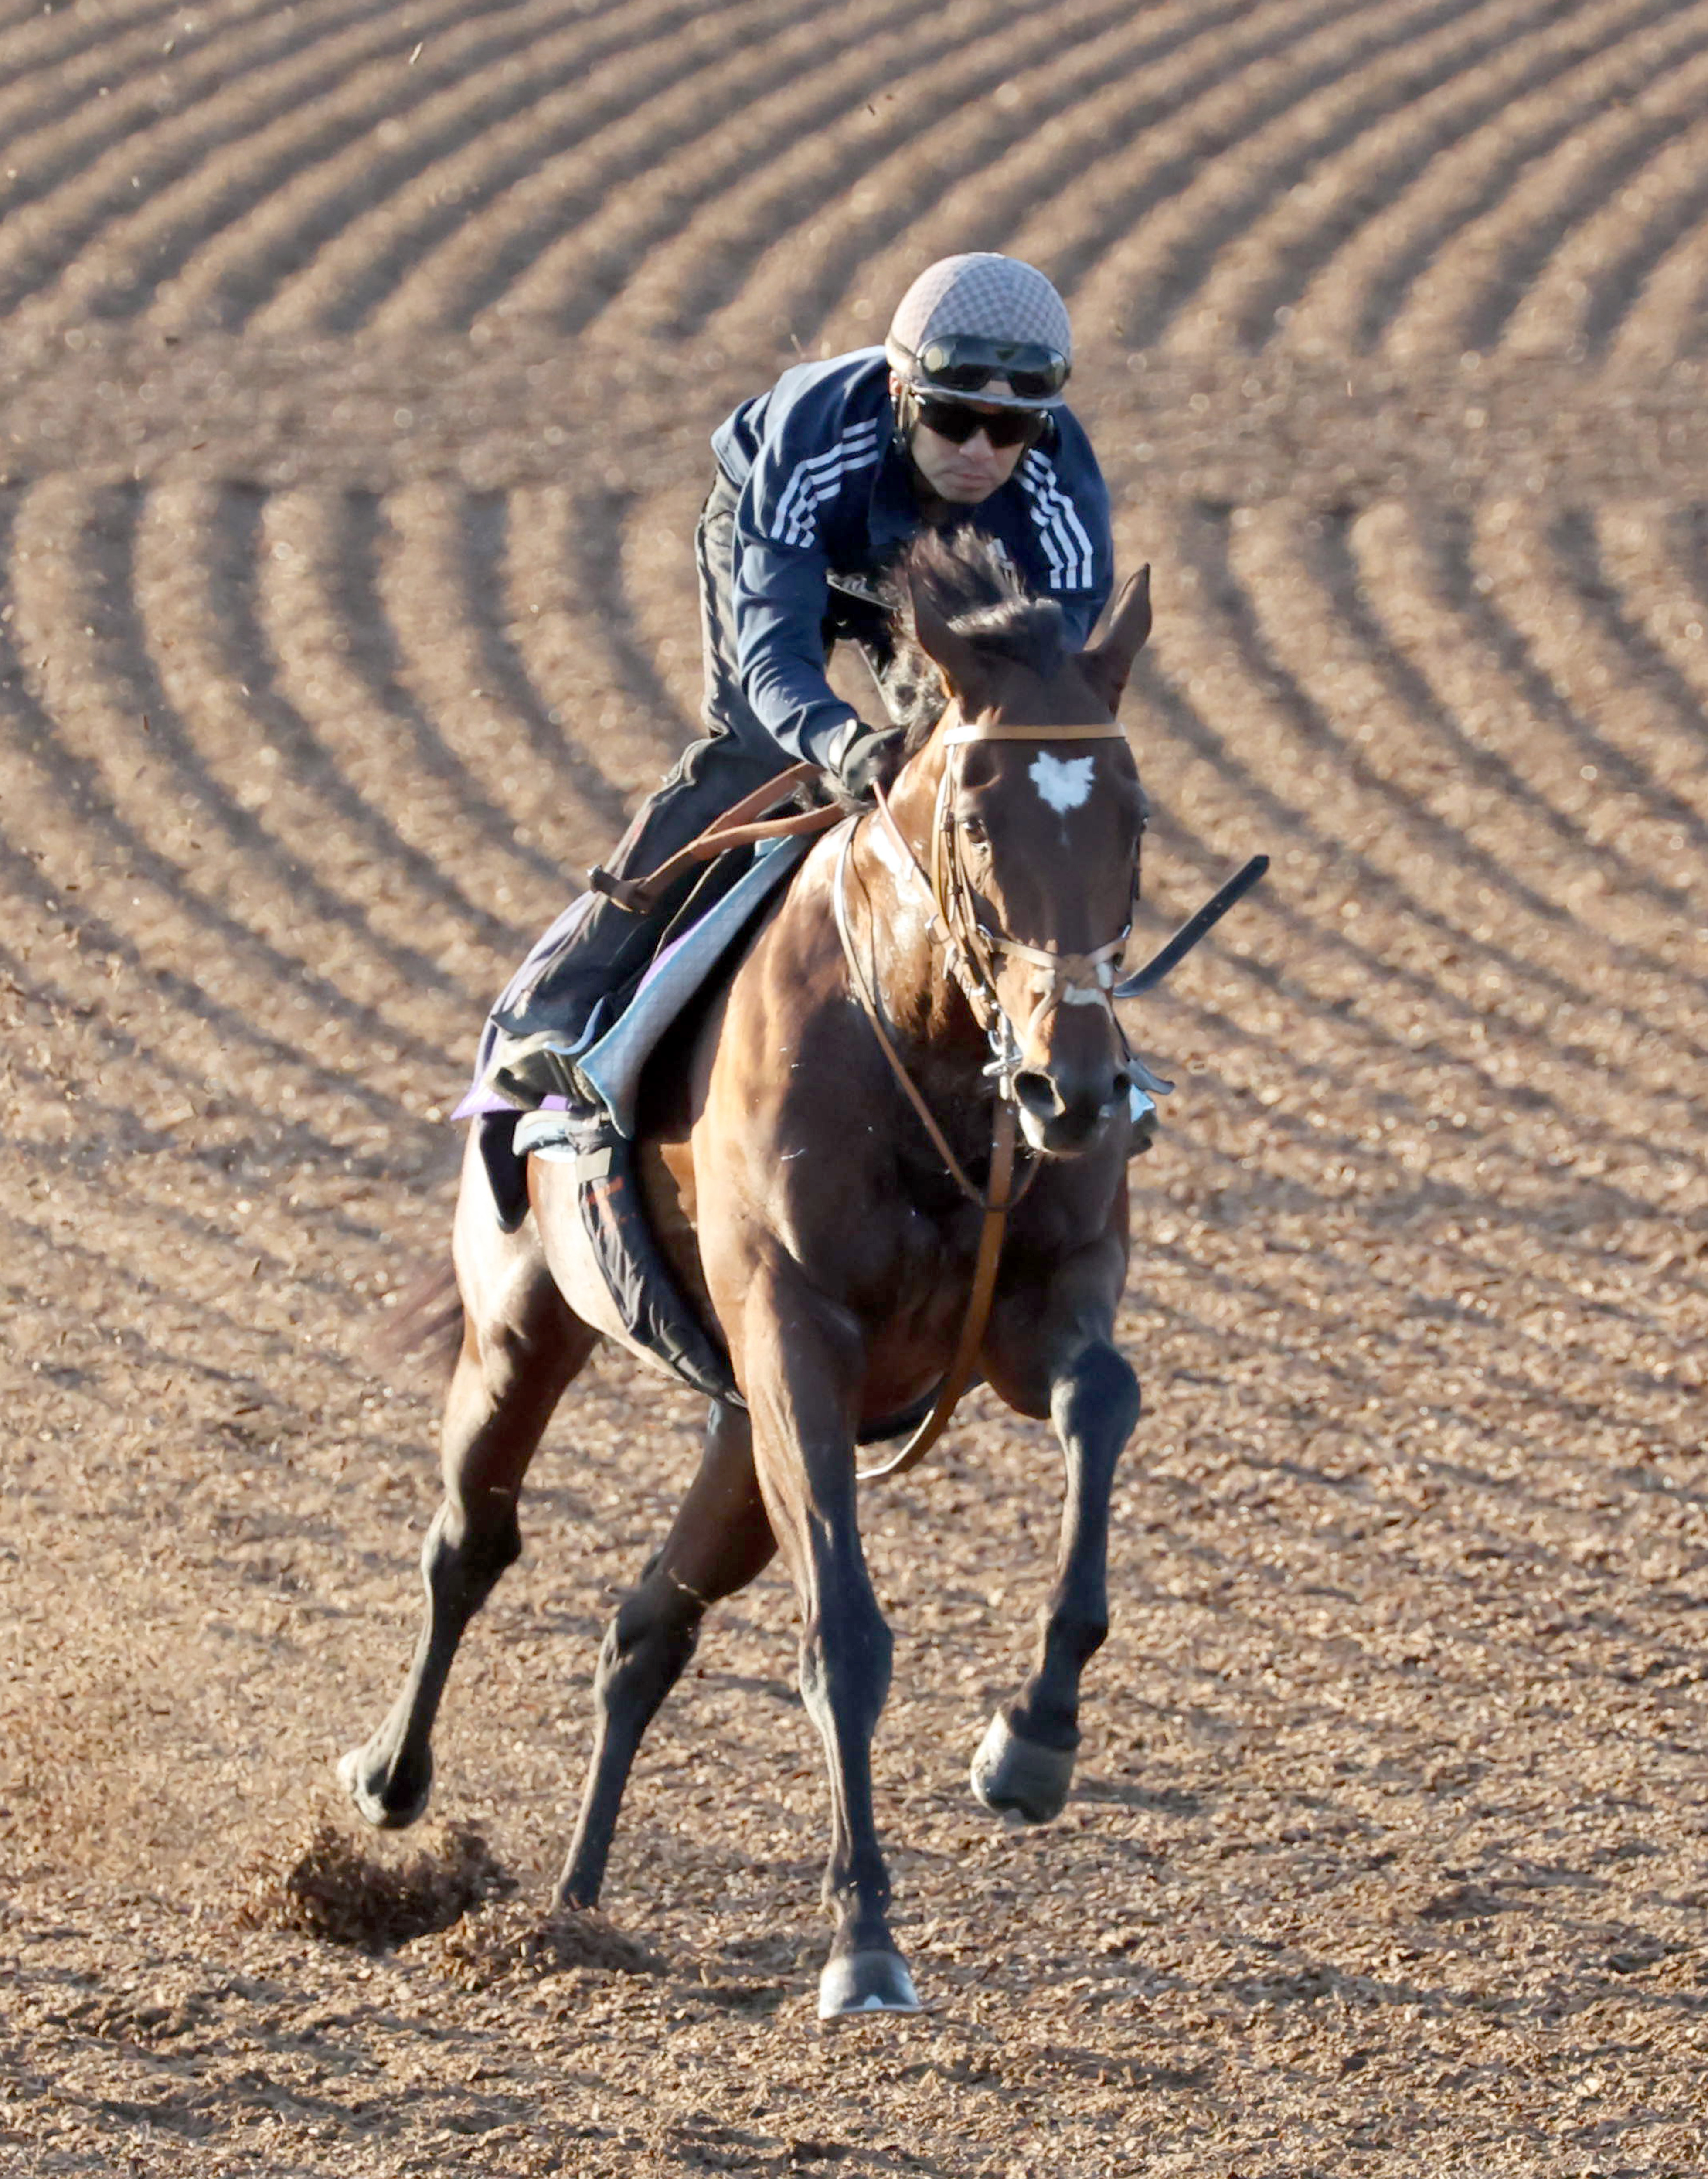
[901,376,1032,504]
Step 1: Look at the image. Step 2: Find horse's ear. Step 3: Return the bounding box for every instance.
[908,570,984,704]
[1081,565,1152,710]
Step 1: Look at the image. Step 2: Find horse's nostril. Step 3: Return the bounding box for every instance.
[1013,1070,1061,1120]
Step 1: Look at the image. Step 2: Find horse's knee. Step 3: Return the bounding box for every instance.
[1053,1340,1141,1446]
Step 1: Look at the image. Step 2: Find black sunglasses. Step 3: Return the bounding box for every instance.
[912,396,1046,449]
[911,335,1070,404]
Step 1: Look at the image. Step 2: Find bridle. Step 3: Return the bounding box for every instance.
[835,714,1142,1197]
[917,717,1140,1098]
[833,711,1142,1483]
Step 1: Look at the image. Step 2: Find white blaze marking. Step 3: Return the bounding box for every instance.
[1029,752,1095,815]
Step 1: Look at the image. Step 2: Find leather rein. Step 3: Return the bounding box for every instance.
[834,717,1136,1482]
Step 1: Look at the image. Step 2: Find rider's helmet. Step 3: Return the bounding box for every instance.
[885,253,1072,412]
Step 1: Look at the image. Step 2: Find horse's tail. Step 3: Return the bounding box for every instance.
[369,1259,464,1388]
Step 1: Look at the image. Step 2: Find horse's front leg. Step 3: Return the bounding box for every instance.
[977,1268,1141,1825]
[742,1262,918,2020]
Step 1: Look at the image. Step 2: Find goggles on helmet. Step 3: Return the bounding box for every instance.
[895,333,1070,407]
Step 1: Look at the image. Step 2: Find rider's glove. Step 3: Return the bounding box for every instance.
[825,718,902,802]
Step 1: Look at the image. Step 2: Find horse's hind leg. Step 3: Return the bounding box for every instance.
[555,1398,773,1910]
[342,1210,595,1829]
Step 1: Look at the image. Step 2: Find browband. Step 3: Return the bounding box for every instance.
[941,721,1130,745]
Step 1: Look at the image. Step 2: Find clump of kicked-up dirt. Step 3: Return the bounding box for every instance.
[427,1897,667,1990]
[234,1820,515,1950]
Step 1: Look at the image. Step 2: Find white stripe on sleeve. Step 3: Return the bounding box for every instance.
[1019,451,1095,589]
[769,423,881,547]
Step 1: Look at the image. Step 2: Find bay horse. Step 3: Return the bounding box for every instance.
[342,530,1156,2018]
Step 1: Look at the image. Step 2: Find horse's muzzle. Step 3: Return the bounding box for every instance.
[1012,1063,1125,1156]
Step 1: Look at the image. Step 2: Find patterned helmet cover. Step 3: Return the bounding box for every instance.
[885,254,1072,406]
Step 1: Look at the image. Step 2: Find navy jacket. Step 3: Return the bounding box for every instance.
[710,348,1114,768]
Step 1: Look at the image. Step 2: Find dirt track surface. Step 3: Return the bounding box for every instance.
[2,1,1706,2171]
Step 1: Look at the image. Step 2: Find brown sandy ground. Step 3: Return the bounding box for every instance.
[2,1,1707,2171]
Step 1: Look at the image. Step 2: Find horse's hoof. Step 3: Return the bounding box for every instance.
[337,1743,432,1831]
[970,1712,1075,1826]
[817,1948,922,2020]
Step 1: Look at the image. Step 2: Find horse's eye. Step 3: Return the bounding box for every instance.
[960,814,989,848]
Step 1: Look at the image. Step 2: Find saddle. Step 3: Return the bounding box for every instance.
[467,769,844,1409]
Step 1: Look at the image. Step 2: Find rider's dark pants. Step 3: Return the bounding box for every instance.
[494,470,795,1040]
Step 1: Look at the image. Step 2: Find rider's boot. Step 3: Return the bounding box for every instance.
[480,889,656,1112]
[482,1026,597,1111]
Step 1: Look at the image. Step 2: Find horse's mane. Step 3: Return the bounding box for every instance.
[880,528,1068,754]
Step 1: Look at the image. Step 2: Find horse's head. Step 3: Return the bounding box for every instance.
[890,532,1152,1158]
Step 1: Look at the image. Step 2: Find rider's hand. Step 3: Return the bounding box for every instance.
[827,720,902,801]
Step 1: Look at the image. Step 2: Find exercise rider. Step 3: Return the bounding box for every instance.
[482,252,1115,1111]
